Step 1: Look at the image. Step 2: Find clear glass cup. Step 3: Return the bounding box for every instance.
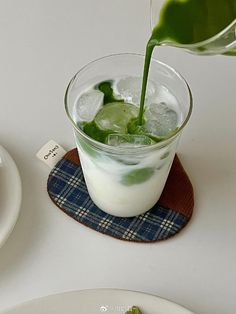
[65,53,192,217]
[150,0,236,55]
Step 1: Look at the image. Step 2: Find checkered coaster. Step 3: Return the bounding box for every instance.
[47,149,194,242]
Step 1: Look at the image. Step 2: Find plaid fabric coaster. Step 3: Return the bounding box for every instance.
[47,149,194,242]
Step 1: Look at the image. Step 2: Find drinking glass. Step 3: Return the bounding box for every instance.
[65,54,192,217]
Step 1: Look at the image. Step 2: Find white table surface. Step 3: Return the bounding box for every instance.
[0,1,236,313]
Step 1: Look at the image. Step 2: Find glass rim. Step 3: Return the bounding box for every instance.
[64,52,193,154]
[150,0,236,50]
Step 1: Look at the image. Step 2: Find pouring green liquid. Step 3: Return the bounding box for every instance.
[138,0,236,124]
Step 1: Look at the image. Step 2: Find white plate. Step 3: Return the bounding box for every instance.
[0,289,194,314]
[0,145,22,248]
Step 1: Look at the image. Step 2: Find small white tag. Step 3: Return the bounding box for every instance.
[36,140,67,169]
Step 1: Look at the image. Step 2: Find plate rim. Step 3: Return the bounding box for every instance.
[0,288,195,314]
[0,145,22,248]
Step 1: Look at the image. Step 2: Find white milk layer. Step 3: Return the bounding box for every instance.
[76,137,179,217]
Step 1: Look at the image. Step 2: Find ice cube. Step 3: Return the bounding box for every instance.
[107,134,155,147]
[74,90,104,122]
[94,102,138,133]
[146,102,168,115]
[144,102,178,137]
[114,76,156,105]
[144,112,178,137]
[147,84,179,111]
